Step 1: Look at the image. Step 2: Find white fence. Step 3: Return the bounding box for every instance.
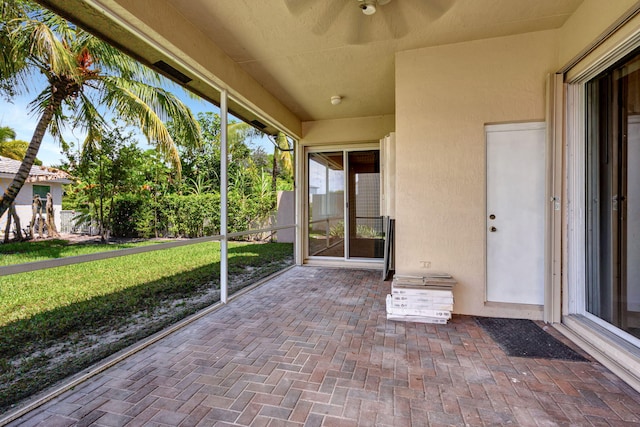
[59,210,98,235]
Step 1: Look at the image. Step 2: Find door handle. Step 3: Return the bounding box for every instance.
[490,226,497,232]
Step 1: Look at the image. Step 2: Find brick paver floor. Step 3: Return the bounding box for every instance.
[7,267,640,426]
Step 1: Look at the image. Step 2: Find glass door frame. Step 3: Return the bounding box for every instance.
[303,143,383,264]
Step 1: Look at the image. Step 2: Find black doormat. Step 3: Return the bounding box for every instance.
[475,317,588,361]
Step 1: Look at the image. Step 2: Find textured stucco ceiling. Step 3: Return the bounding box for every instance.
[164,0,583,121]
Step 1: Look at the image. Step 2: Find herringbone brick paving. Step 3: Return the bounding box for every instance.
[7,267,640,426]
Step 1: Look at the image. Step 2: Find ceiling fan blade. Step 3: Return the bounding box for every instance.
[312,0,350,35]
[417,0,453,21]
[346,18,366,45]
[283,0,316,16]
[346,1,407,45]
[382,3,408,39]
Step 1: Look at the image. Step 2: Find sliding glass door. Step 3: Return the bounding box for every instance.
[586,50,640,340]
[307,149,383,260]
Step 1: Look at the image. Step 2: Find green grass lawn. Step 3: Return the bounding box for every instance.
[0,238,165,266]
[0,238,293,412]
[0,240,214,326]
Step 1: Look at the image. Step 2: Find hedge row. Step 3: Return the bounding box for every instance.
[110,192,274,238]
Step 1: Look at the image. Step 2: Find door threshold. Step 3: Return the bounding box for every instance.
[304,258,383,270]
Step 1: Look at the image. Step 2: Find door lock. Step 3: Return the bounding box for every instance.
[490,226,497,232]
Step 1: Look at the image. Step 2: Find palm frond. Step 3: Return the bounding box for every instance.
[100,76,203,178]
[73,91,108,153]
[19,19,77,80]
[228,121,260,144]
[274,132,294,175]
[0,2,30,95]
[0,126,17,142]
[37,6,76,44]
[77,33,157,82]
[29,86,60,119]
[0,139,28,160]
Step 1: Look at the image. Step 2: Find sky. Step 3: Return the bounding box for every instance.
[0,81,274,167]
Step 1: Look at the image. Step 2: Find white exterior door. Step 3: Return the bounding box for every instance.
[486,122,546,305]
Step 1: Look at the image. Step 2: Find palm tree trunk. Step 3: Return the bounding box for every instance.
[29,196,38,239]
[11,203,24,241]
[3,206,12,243]
[46,192,60,238]
[0,93,63,219]
[2,203,20,242]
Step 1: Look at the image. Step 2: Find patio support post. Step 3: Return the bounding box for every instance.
[220,89,228,303]
[325,164,330,248]
[294,142,303,265]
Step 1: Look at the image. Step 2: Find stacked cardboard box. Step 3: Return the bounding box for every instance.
[386,274,456,324]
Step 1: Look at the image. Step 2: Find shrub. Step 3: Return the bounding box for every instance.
[109,191,276,239]
[164,193,220,237]
[110,194,145,237]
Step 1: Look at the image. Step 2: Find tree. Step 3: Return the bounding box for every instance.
[0,0,201,220]
[62,124,158,240]
[78,125,139,240]
[45,192,59,237]
[0,125,15,144]
[0,125,20,159]
[173,112,262,193]
[0,138,28,160]
[0,125,43,163]
[270,132,294,196]
[2,201,23,242]
[174,112,222,191]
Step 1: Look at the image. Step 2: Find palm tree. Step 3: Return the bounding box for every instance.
[0,125,34,161]
[0,125,16,143]
[0,140,28,160]
[271,131,294,195]
[0,125,18,158]
[0,125,44,163]
[0,0,201,219]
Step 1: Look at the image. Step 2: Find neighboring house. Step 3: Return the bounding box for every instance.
[0,156,72,237]
[37,0,640,392]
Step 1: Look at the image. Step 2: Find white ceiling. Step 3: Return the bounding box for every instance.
[163,0,583,122]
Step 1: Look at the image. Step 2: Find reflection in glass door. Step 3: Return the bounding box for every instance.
[308,152,345,257]
[307,149,383,260]
[586,50,640,340]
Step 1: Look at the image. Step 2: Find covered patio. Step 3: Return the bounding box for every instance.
[19,0,640,401]
[9,267,640,426]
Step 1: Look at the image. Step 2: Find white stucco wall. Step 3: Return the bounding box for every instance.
[276,190,295,243]
[0,178,64,237]
[394,30,559,319]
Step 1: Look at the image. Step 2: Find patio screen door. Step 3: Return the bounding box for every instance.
[307,149,383,260]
